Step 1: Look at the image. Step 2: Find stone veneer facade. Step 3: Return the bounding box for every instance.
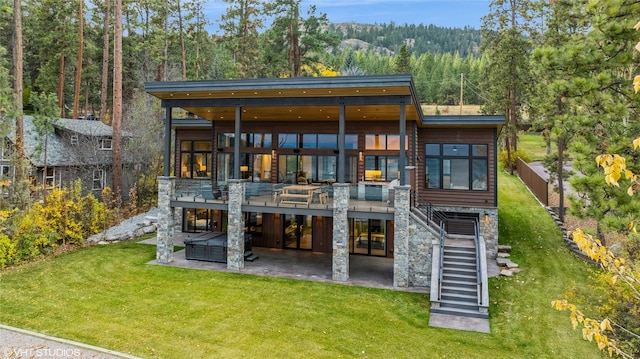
[156,177,175,264]
[226,180,245,270]
[393,186,410,287]
[407,215,435,288]
[332,183,350,282]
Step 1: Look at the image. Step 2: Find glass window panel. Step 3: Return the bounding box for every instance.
[345,155,357,183]
[253,133,272,148]
[217,133,234,147]
[443,144,469,156]
[278,155,299,183]
[194,153,210,178]
[425,144,440,156]
[278,134,298,148]
[472,144,488,157]
[449,159,469,190]
[386,157,399,181]
[252,154,272,182]
[181,141,192,151]
[317,134,338,149]
[345,134,358,149]
[426,158,440,189]
[387,135,400,150]
[301,134,317,149]
[316,156,337,182]
[194,141,211,151]
[216,153,233,187]
[472,159,488,190]
[365,134,385,149]
[180,153,192,178]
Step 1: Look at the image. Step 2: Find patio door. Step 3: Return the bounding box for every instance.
[350,218,387,257]
[284,214,312,250]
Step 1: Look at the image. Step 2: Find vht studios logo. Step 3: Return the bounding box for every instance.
[4,347,82,358]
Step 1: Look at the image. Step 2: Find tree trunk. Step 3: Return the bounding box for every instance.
[112,0,123,196]
[58,54,65,118]
[178,0,186,80]
[73,0,84,120]
[557,135,565,222]
[100,0,111,124]
[13,0,23,161]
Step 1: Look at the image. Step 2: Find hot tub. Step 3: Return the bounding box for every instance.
[184,232,252,263]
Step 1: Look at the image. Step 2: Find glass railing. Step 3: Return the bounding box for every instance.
[173,179,394,213]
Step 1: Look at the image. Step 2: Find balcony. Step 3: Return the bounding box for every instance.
[173,179,396,214]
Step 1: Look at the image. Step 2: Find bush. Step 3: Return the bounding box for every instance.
[498,149,532,170]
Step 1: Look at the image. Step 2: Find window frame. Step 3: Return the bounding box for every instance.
[425,143,488,191]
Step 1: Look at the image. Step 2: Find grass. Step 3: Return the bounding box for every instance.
[0,172,605,358]
[518,132,550,161]
[421,104,482,116]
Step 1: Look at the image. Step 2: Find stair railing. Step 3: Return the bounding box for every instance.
[437,221,445,301]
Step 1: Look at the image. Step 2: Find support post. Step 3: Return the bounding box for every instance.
[227,179,245,270]
[156,176,176,263]
[393,185,410,287]
[332,183,350,281]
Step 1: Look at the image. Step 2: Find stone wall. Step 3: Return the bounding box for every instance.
[332,183,350,282]
[407,215,435,287]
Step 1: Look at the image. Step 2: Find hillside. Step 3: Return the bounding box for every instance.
[328,22,482,57]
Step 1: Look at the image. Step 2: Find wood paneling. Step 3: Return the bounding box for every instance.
[312,216,333,253]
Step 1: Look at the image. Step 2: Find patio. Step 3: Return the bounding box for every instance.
[140,233,425,293]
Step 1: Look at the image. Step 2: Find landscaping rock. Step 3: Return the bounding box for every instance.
[496,257,511,267]
[506,262,519,269]
[500,269,513,277]
[497,252,510,258]
[87,208,159,243]
[497,245,512,253]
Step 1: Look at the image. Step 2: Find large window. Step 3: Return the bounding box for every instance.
[181,140,212,179]
[425,144,488,191]
[365,134,408,150]
[92,169,105,190]
[217,133,272,148]
[278,133,357,149]
[278,155,337,184]
[364,156,403,182]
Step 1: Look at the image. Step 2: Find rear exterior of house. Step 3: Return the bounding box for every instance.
[145,75,502,295]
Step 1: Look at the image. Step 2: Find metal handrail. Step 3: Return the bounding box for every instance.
[437,221,445,301]
[474,218,483,306]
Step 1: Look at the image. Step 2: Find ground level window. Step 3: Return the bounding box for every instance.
[92,169,105,190]
[425,143,488,191]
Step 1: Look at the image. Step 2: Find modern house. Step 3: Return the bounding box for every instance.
[3,116,134,198]
[145,75,503,319]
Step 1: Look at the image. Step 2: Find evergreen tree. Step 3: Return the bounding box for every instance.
[394,44,411,74]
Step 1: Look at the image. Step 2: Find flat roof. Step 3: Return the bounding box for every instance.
[145,75,424,122]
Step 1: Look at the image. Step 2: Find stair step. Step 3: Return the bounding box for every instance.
[443,254,476,262]
[443,260,476,269]
[245,254,259,262]
[431,306,488,319]
[440,299,480,309]
[444,269,477,278]
[443,273,476,282]
[441,293,477,302]
[442,279,477,290]
[441,285,477,296]
[444,246,476,252]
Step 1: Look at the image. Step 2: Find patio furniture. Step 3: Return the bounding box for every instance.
[279,185,320,205]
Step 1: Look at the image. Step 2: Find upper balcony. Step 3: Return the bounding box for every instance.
[172,179,396,215]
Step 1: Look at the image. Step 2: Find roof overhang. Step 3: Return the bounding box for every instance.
[421,115,505,131]
[144,75,424,122]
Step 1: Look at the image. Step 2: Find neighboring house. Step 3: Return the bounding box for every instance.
[145,75,503,319]
[4,116,134,198]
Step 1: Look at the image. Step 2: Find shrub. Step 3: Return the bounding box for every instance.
[498,149,532,170]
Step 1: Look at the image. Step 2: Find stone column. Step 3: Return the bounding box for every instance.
[156,176,176,264]
[332,183,350,281]
[227,180,245,270]
[393,185,411,287]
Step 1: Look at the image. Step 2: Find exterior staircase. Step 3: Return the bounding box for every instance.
[431,239,488,319]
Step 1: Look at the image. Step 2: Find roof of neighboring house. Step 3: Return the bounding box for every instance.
[9,116,130,167]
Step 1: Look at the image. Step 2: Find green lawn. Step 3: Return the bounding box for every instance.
[519,132,549,161]
[0,172,604,358]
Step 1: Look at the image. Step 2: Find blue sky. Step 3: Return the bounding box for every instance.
[203,0,491,33]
